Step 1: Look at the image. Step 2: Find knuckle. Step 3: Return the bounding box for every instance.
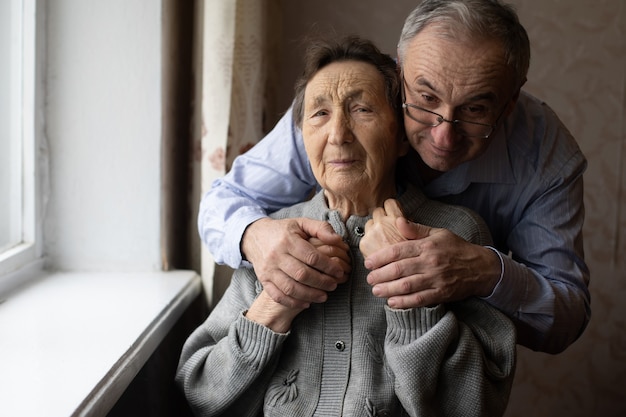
[411,293,426,307]
[390,261,404,279]
[275,293,296,308]
[399,278,414,294]
[291,266,310,284]
[389,244,404,259]
[281,281,298,296]
[304,249,322,267]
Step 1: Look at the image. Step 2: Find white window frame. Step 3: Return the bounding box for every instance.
[0,0,43,283]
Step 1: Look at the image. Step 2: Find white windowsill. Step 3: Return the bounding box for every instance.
[0,269,202,417]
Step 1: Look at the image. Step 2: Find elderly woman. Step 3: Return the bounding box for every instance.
[176,37,516,417]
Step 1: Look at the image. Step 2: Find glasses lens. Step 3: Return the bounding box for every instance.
[455,121,492,138]
[405,105,438,126]
[405,105,492,138]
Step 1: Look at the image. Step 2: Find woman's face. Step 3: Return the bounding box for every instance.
[302,60,407,211]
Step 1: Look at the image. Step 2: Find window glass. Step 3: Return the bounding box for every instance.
[0,0,23,253]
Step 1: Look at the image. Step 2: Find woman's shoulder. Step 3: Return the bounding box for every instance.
[400,184,493,246]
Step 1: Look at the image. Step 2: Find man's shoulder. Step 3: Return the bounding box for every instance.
[507,91,586,176]
[512,91,579,150]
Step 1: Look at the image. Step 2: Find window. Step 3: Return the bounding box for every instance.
[0,0,40,278]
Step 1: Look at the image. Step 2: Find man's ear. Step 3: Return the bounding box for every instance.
[397,134,410,157]
[512,77,526,102]
[504,78,525,118]
[396,48,402,70]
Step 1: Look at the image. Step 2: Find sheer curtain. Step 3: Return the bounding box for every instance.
[195,0,278,305]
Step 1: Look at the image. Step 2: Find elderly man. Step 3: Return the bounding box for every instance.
[198,0,590,354]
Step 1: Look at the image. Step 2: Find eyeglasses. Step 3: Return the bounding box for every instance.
[402,103,501,139]
[401,78,507,139]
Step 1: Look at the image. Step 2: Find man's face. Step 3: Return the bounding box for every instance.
[401,25,517,174]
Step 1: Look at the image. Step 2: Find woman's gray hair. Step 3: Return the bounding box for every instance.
[292,36,402,128]
[397,0,530,88]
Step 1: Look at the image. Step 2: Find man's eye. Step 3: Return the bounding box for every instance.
[460,105,489,119]
[312,110,328,117]
[417,94,438,108]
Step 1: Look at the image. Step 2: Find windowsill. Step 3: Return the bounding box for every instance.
[0,269,202,417]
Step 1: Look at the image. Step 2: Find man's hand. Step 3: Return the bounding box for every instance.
[242,217,351,309]
[361,200,501,309]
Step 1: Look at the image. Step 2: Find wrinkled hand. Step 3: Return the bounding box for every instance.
[242,217,351,309]
[308,236,351,282]
[360,199,407,258]
[245,290,305,333]
[362,203,501,309]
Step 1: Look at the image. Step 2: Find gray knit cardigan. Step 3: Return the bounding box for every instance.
[176,184,516,417]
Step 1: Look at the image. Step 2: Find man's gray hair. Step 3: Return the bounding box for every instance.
[397,0,530,88]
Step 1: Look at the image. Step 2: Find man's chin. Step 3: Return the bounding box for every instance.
[422,156,458,173]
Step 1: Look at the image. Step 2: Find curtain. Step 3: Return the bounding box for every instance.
[195,0,277,305]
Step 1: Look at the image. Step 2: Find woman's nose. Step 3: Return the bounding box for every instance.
[328,113,354,145]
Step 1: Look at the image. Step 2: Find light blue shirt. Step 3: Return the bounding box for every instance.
[198,91,590,354]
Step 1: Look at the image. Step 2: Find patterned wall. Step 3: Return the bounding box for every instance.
[273,1,626,415]
[506,1,626,416]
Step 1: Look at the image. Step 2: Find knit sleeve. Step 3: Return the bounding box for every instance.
[175,269,289,417]
[384,298,516,417]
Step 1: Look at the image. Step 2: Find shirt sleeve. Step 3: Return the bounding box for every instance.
[483,152,590,353]
[198,106,318,268]
[478,102,591,353]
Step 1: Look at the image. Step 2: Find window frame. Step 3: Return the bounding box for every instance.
[0,0,44,282]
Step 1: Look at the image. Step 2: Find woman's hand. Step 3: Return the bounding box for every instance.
[360,199,407,258]
[245,290,306,333]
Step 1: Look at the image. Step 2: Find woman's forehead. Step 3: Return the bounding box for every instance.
[304,61,386,103]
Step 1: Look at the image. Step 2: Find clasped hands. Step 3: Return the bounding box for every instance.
[242,199,500,311]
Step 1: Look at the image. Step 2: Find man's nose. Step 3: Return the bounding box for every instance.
[430,117,459,147]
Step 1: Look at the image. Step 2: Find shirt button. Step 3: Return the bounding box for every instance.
[335,341,346,351]
[354,226,364,237]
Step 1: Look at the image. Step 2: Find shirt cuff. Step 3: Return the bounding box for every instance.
[483,246,504,298]
[224,209,269,268]
[479,252,528,318]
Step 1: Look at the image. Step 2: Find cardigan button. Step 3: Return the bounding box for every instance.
[354,226,364,237]
[335,341,346,351]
